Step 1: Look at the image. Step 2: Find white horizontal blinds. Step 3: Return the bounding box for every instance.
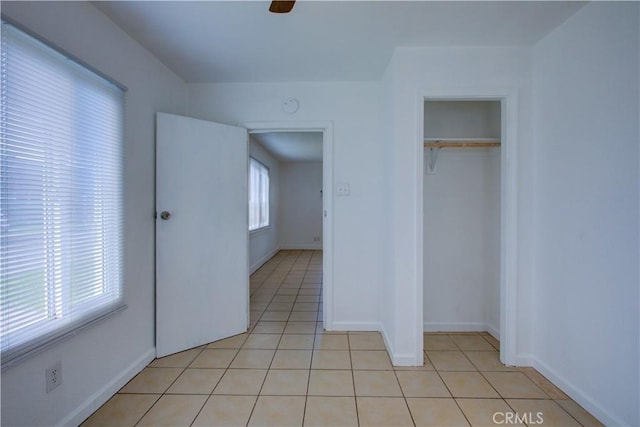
[249,159,260,230]
[248,158,269,230]
[258,160,269,228]
[0,22,124,363]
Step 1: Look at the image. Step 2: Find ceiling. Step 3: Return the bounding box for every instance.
[251,132,323,162]
[94,1,585,83]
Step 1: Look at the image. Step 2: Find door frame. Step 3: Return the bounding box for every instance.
[416,88,519,365]
[245,121,334,329]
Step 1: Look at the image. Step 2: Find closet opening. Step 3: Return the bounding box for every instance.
[423,99,503,353]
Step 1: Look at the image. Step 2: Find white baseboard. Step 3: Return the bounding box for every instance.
[250,247,280,274]
[485,323,500,340]
[331,320,418,363]
[379,323,393,360]
[514,353,534,367]
[391,353,421,366]
[280,243,322,250]
[59,348,156,427]
[423,321,487,332]
[530,356,623,427]
[379,324,421,366]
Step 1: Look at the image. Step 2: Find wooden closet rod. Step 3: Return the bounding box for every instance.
[423,140,501,148]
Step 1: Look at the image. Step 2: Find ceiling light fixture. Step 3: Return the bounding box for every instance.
[269,1,296,14]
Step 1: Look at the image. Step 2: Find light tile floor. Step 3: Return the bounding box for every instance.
[82,250,603,427]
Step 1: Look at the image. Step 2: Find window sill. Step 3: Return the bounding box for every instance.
[250,225,272,236]
[1,302,127,371]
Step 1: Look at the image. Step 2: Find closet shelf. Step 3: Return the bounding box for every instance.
[424,138,501,148]
[423,139,500,174]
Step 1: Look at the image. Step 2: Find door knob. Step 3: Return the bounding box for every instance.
[160,211,171,220]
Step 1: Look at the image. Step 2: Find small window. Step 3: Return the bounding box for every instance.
[249,158,269,231]
[0,21,125,367]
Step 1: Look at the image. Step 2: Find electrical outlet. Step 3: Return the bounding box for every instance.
[313,236,321,242]
[46,361,62,393]
[336,182,350,196]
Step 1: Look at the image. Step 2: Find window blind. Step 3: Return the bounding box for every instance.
[0,21,125,367]
[249,158,269,231]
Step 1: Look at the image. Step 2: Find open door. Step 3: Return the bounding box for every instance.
[155,112,248,357]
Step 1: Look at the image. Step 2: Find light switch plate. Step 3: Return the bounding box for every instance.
[336,182,350,196]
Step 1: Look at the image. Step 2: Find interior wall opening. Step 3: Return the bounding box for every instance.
[423,100,502,348]
[247,131,325,330]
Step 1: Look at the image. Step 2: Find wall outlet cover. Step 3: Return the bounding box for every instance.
[46,361,62,393]
[336,182,350,196]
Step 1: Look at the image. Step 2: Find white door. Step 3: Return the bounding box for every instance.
[155,112,248,358]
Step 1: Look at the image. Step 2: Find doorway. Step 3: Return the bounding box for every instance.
[155,115,334,358]
[417,90,518,366]
[423,100,501,336]
[245,122,334,330]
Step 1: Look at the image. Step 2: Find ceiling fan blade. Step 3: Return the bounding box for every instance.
[269,1,296,13]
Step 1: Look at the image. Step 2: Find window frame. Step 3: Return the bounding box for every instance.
[0,19,127,369]
[248,157,270,232]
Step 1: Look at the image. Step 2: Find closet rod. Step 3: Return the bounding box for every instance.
[423,140,501,148]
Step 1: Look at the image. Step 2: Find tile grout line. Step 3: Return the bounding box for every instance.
[389,360,417,427]
[246,250,296,425]
[429,335,510,425]
[105,249,596,427]
[186,335,244,426]
[130,394,162,427]
[129,346,206,426]
[301,249,317,426]
[299,252,316,424]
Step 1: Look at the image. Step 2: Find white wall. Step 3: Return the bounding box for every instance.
[280,162,323,250]
[249,138,280,273]
[484,151,501,335]
[424,101,501,139]
[0,2,188,426]
[532,3,639,426]
[383,47,534,365]
[188,82,386,330]
[423,148,501,336]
